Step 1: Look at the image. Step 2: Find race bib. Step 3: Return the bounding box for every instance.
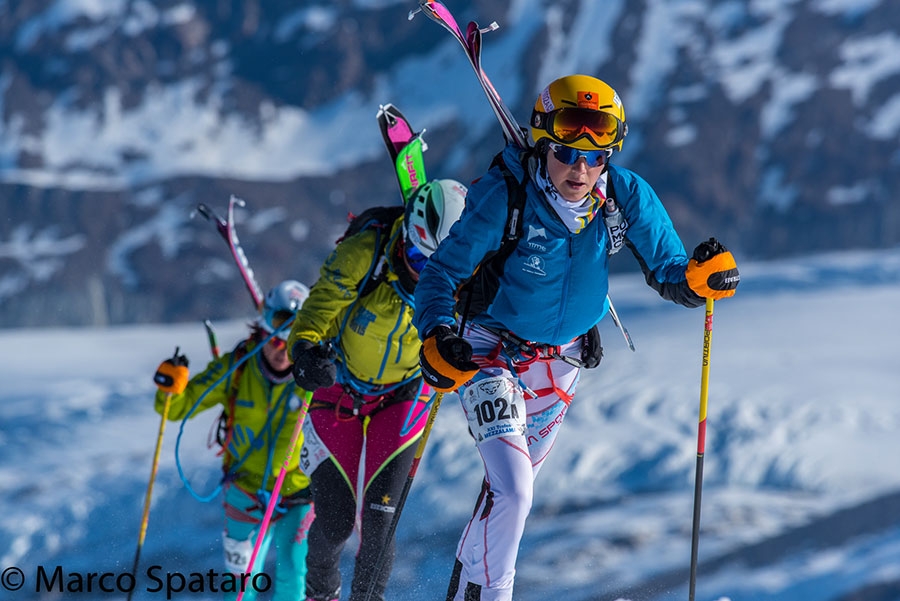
[223,532,253,573]
[298,419,330,476]
[463,376,526,444]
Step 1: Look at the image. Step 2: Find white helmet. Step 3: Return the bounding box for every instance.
[404,179,467,257]
[259,280,309,340]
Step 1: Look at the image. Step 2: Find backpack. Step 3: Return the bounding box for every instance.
[338,205,406,299]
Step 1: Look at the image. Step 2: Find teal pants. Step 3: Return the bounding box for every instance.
[223,484,313,601]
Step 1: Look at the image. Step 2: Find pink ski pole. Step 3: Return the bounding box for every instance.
[235,389,313,601]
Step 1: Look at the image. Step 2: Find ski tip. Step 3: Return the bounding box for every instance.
[467,19,500,35]
[378,103,409,129]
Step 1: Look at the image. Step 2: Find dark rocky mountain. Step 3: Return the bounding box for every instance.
[2,0,898,328]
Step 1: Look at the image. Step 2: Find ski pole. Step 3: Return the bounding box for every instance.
[235,390,313,601]
[363,391,445,601]
[128,346,181,601]
[606,295,635,352]
[688,298,715,601]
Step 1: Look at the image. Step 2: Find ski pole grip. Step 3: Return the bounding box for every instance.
[154,347,190,394]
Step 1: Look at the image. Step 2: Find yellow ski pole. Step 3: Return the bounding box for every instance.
[688,298,715,601]
[129,344,191,599]
[128,389,174,601]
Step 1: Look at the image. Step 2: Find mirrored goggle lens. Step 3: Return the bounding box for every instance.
[262,310,294,341]
[549,143,611,168]
[405,244,428,273]
[549,109,621,148]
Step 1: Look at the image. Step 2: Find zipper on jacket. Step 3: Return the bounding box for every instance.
[552,236,575,342]
[377,306,407,380]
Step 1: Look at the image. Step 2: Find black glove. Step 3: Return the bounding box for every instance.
[291,340,337,391]
[686,237,740,299]
[419,325,479,392]
[153,348,190,394]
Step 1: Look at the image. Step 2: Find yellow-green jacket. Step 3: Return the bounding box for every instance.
[287,217,421,387]
[155,339,311,496]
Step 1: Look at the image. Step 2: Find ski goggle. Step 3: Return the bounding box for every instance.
[548,143,612,168]
[260,309,294,343]
[531,108,626,149]
[404,243,428,273]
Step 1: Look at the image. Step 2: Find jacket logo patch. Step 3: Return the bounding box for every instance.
[522,255,546,276]
[527,225,547,241]
[350,307,377,335]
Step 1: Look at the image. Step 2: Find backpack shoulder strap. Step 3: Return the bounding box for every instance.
[340,206,405,298]
[600,171,629,255]
[456,151,529,324]
[215,338,250,460]
[492,152,527,251]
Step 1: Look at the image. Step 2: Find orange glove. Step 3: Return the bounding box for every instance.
[686,238,740,299]
[420,326,479,392]
[153,349,190,394]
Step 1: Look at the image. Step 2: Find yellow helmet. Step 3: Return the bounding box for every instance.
[530,74,628,151]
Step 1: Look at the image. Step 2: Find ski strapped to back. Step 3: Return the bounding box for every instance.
[411,1,526,149]
[377,103,428,203]
[193,196,269,453]
[193,195,265,310]
[410,0,635,350]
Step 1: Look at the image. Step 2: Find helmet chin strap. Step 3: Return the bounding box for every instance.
[533,139,550,179]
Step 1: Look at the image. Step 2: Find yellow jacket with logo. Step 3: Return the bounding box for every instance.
[155,339,310,496]
[287,217,422,387]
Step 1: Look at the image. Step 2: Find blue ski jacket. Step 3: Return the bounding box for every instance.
[413,143,703,345]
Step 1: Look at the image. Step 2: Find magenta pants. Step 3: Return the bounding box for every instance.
[299,381,432,601]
